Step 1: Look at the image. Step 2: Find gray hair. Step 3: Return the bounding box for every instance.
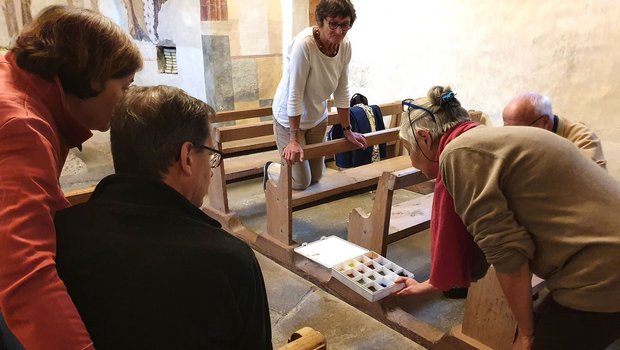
[399,86,471,147]
[526,93,553,122]
[111,85,215,181]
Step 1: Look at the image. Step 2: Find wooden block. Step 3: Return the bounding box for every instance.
[278,327,326,350]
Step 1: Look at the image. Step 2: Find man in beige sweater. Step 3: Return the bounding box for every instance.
[503,92,606,169]
[398,86,620,350]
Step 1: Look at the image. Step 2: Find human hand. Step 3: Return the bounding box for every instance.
[393,277,430,297]
[512,334,534,350]
[282,141,304,165]
[344,130,367,149]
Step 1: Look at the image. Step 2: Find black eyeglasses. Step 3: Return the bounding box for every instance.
[529,115,547,126]
[401,99,438,163]
[197,145,223,168]
[327,21,352,31]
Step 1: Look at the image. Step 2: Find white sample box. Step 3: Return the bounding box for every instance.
[295,236,414,302]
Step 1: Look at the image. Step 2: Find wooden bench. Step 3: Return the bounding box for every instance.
[207,101,405,229]
[346,109,491,255]
[265,102,424,248]
[348,168,432,255]
[454,266,546,350]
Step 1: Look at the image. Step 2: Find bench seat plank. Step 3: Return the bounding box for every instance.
[217,121,274,143]
[222,135,276,155]
[224,150,281,182]
[387,193,433,242]
[291,156,411,208]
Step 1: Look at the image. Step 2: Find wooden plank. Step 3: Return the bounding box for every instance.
[217,121,274,143]
[212,100,335,123]
[386,193,433,242]
[347,172,395,254]
[461,267,547,350]
[303,128,400,161]
[65,186,96,206]
[291,156,411,208]
[207,152,230,214]
[265,162,294,246]
[222,135,276,155]
[223,150,281,182]
[215,101,401,144]
[347,169,430,255]
[212,106,274,123]
[462,266,516,350]
[391,167,428,191]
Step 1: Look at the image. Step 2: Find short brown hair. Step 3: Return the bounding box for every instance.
[315,0,356,26]
[111,86,215,181]
[11,5,142,99]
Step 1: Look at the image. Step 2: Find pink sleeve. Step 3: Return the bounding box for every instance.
[0,118,93,350]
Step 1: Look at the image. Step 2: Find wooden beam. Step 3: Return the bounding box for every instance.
[391,167,429,190]
[212,106,274,123]
[65,186,96,206]
[303,127,400,160]
[217,121,274,143]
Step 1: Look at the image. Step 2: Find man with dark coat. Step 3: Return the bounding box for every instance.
[55,85,272,350]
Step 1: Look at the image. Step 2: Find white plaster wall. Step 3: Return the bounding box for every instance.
[135,0,206,100]
[238,0,270,55]
[99,0,129,33]
[348,0,620,179]
[281,0,308,59]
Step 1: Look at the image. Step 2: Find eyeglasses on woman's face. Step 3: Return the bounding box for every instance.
[326,18,352,32]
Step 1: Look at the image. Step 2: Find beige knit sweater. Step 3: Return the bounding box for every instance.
[440,125,620,312]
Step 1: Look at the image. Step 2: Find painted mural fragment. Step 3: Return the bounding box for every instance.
[0,0,169,46]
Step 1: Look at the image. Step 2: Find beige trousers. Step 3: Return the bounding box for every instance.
[269,119,327,190]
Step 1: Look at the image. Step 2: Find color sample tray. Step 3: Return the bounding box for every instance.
[331,251,414,302]
[295,236,414,302]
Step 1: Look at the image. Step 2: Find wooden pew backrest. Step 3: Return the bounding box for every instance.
[348,168,430,255]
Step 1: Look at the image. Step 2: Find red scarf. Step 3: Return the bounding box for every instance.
[429,121,486,291]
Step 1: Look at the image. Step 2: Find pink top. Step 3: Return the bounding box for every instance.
[0,53,93,350]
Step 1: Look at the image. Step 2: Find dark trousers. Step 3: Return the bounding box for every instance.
[0,314,24,350]
[533,295,620,350]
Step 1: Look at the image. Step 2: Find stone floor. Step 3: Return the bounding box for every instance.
[220,170,455,349]
[260,251,425,349]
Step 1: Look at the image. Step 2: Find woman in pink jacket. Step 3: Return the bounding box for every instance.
[0,5,142,349]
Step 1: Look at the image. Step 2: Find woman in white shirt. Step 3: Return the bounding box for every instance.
[268,0,367,190]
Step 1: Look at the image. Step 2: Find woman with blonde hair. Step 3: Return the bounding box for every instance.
[0,5,142,349]
[395,86,620,350]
